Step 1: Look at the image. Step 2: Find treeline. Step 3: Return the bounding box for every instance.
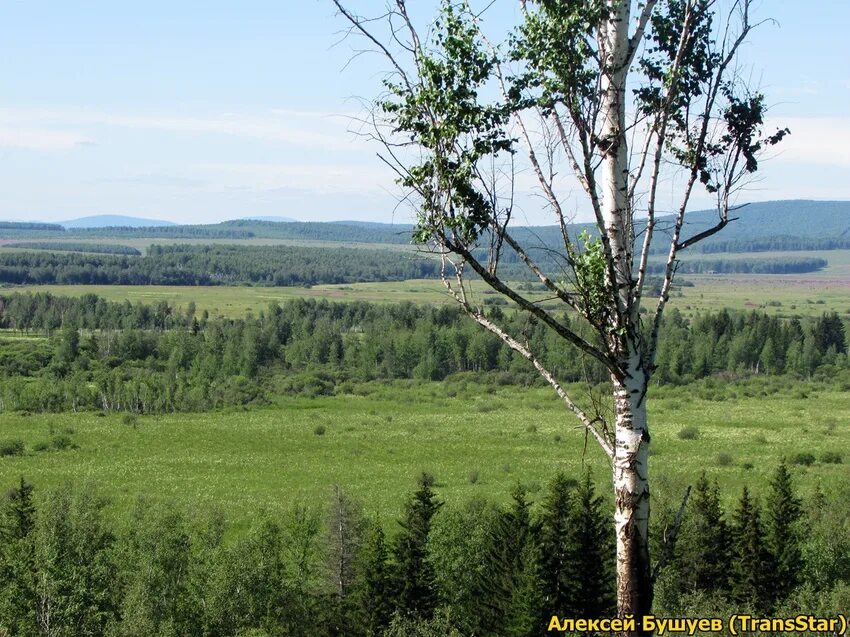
[0,465,846,635]
[0,244,439,286]
[698,235,850,253]
[0,222,64,232]
[71,225,255,239]
[654,308,847,383]
[647,257,828,275]
[655,465,850,618]
[70,220,412,243]
[4,242,141,256]
[0,293,846,414]
[0,245,830,289]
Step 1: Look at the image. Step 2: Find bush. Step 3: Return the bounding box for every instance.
[677,426,700,440]
[51,435,74,450]
[121,413,138,427]
[716,453,733,466]
[0,439,25,457]
[313,424,326,436]
[790,452,816,466]
[820,452,842,465]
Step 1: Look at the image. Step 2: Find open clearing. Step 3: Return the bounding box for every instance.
[1,380,847,529]
[5,268,850,320]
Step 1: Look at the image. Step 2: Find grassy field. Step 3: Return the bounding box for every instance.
[4,267,850,320]
[1,378,846,530]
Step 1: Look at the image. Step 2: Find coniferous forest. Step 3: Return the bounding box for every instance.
[1,463,849,636]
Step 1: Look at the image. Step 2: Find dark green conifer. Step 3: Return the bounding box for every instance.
[675,473,731,594]
[0,477,38,636]
[478,485,543,637]
[730,487,776,613]
[393,473,442,618]
[765,462,803,601]
[351,523,393,636]
[538,472,575,618]
[565,470,615,618]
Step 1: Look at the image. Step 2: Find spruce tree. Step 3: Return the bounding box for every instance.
[352,523,393,636]
[0,477,38,636]
[565,470,615,618]
[730,487,776,613]
[393,473,442,618]
[538,472,575,619]
[675,473,731,595]
[478,485,543,637]
[765,462,803,601]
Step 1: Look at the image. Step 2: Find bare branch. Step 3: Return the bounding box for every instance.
[331,1,413,91]
[442,260,614,459]
[440,230,620,375]
[634,1,698,308]
[647,0,756,363]
[627,0,660,65]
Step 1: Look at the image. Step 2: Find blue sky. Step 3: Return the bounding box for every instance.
[1,1,848,225]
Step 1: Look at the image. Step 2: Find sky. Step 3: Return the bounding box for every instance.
[1,0,848,225]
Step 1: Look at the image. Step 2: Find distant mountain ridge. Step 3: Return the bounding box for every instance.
[2,200,848,248]
[240,215,299,223]
[59,215,176,229]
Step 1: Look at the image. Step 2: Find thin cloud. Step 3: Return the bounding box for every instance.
[0,127,94,151]
[0,107,369,152]
[764,116,850,168]
[200,161,394,196]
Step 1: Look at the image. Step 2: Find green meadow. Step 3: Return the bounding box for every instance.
[1,378,847,529]
[5,269,850,320]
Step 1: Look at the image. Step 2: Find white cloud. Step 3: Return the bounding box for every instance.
[764,116,850,168]
[0,126,93,151]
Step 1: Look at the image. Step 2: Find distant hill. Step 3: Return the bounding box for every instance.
[7,200,846,251]
[60,215,176,229]
[239,215,299,223]
[668,200,850,241]
[489,200,850,254]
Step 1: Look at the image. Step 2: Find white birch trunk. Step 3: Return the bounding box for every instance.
[613,353,651,631]
[600,0,633,315]
[601,1,653,630]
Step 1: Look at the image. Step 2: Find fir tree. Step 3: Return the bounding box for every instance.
[0,478,38,637]
[730,487,776,613]
[478,485,543,637]
[675,473,731,595]
[538,472,575,618]
[565,470,615,618]
[765,462,803,601]
[353,524,394,636]
[393,473,442,618]
[5,476,36,539]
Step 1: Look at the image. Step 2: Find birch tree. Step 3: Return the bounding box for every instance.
[332,0,787,627]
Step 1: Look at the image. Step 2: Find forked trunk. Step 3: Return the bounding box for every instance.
[613,364,651,634]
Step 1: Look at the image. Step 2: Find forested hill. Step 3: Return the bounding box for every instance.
[671,199,850,243]
[71,200,850,246]
[1,200,848,249]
